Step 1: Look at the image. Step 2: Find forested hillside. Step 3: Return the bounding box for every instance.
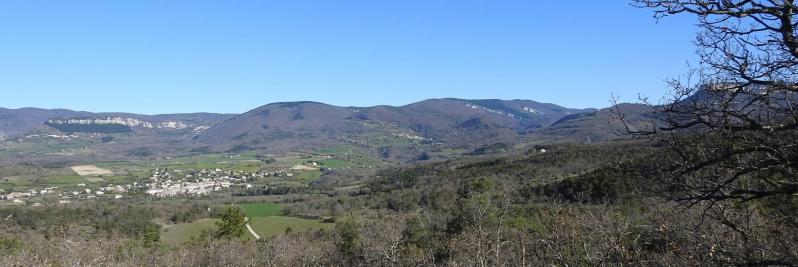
[2,140,793,265]
[2,0,798,266]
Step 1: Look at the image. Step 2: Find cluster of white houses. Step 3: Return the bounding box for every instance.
[1,167,301,203]
[143,168,264,197]
[0,183,128,205]
[24,134,80,139]
[144,180,233,197]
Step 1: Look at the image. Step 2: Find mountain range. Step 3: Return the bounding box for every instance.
[0,98,652,159]
[0,107,234,137]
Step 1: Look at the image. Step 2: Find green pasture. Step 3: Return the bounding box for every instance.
[297,170,322,181]
[44,175,88,184]
[239,203,283,217]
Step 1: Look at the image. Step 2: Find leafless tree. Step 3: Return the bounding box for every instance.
[628,0,798,208]
[627,1,798,264]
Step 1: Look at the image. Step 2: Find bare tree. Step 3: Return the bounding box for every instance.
[629,0,798,207]
[627,1,798,264]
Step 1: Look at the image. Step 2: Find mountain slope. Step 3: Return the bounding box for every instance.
[194,101,363,150]
[0,108,94,137]
[0,107,234,137]
[196,99,593,150]
[0,99,620,156]
[538,103,655,141]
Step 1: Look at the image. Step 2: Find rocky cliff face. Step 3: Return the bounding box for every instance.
[46,117,188,129]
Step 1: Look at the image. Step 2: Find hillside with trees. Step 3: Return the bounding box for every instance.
[1,0,797,266]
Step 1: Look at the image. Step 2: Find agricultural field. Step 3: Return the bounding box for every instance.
[239,202,283,217]
[0,137,97,157]
[317,159,354,168]
[1,176,34,186]
[1,165,96,190]
[314,145,382,167]
[161,218,219,245]
[70,165,113,176]
[315,146,354,155]
[97,152,279,175]
[44,175,88,184]
[149,153,264,172]
[297,169,323,182]
[93,161,151,180]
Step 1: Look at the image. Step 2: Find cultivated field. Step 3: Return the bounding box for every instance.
[239,203,283,217]
[70,165,113,176]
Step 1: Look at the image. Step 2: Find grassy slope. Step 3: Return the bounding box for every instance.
[161,218,218,245]
[239,203,283,217]
[297,170,323,181]
[318,159,354,168]
[44,175,88,184]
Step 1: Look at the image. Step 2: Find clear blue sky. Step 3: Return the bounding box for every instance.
[0,1,698,114]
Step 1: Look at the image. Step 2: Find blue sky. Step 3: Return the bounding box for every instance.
[0,1,697,114]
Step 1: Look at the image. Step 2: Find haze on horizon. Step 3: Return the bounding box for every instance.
[0,1,697,114]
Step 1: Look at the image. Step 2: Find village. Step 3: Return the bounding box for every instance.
[140,165,313,197]
[0,165,308,205]
[142,168,258,197]
[0,183,131,205]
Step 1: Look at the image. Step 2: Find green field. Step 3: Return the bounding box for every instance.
[318,159,355,168]
[44,175,88,184]
[297,170,323,181]
[99,175,131,184]
[239,203,283,217]
[316,145,355,155]
[1,176,34,186]
[151,153,263,172]
[315,146,381,167]
[161,218,218,245]
[0,139,94,157]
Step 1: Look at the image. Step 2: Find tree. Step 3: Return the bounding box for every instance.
[335,216,362,265]
[215,207,246,239]
[629,0,798,208]
[629,1,798,264]
[446,177,512,266]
